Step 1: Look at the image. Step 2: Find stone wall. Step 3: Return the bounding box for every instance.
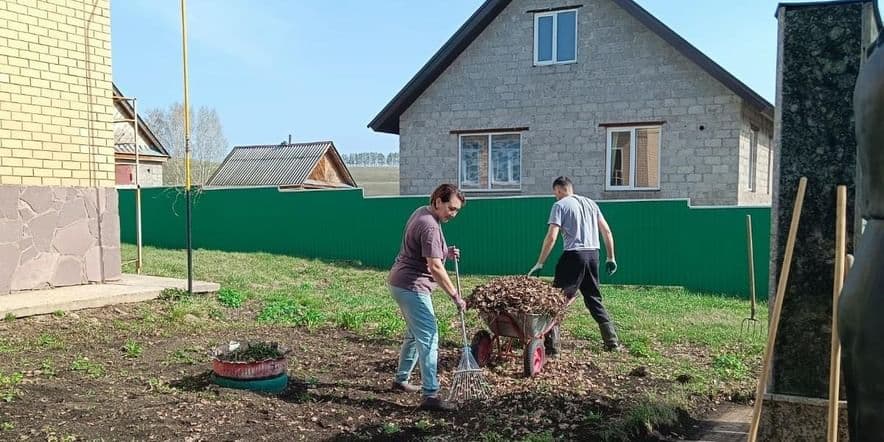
[761,0,875,438]
[771,0,864,399]
[0,185,120,294]
[398,0,772,205]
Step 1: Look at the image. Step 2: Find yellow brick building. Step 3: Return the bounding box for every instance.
[0,0,114,186]
[0,0,120,294]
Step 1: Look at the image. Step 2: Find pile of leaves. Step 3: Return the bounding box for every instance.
[214,341,286,362]
[467,276,568,316]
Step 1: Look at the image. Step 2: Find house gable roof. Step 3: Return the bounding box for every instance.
[205,141,357,188]
[112,83,171,158]
[369,0,775,135]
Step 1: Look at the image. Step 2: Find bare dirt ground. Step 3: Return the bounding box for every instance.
[0,299,739,441]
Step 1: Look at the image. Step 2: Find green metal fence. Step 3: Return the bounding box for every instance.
[119,187,771,298]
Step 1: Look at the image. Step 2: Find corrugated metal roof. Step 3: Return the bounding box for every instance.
[114,143,169,158]
[207,141,337,187]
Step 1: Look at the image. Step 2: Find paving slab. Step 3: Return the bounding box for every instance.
[0,274,219,318]
[685,404,751,442]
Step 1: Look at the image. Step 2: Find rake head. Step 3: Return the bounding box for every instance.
[447,346,492,403]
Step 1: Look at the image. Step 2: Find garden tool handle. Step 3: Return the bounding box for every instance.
[746,214,758,320]
[454,257,469,347]
[750,294,757,319]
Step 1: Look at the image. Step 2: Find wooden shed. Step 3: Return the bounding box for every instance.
[206,141,357,189]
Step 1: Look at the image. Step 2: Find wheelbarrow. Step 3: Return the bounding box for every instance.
[470,296,577,377]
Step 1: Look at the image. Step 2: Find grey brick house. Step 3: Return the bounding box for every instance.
[369,0,775,205]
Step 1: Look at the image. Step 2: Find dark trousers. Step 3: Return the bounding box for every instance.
[552,249,612,325]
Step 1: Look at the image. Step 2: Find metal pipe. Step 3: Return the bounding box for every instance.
[181,0,193,294]
[134,97,143,274]
[114,95,144,274]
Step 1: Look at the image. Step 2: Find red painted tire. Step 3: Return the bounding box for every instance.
[471,330,493,367]
[211,357,287,380]
[523,339,545,377]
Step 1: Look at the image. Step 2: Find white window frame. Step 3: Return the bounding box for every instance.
[457,132,523,192]
[748,127,758,192]
[604,125,662,191]
[533,9,579,66]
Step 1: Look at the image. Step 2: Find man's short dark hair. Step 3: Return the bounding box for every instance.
[552,176,573,189]
[430,183,466,207]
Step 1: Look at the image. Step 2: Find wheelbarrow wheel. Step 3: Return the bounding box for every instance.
[471,330,493,367]
[524,338,545,377]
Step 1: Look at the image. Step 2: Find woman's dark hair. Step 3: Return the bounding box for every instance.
[429,183,466,207]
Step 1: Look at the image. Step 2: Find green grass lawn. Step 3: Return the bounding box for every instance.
[119,244,766,438]
[350,166,398,196]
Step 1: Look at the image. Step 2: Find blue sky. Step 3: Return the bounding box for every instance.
[109,1,874,154]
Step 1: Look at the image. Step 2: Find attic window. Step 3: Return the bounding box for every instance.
[534,9,578,65]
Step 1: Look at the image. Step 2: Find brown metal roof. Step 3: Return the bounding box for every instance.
[206,141,356,188]
[369,0,776,135]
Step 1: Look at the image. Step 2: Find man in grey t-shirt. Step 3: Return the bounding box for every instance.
[528,176,622,352]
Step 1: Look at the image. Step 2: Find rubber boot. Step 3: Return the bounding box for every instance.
[599,322,623,352]
[544,325,561,359]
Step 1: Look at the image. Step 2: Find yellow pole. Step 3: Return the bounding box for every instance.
[181,0,191,191]
[180,0,193,293]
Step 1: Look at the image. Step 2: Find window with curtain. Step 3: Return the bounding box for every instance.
[606,126,661,190]
[459,132,522,190]
[748,127,758,192]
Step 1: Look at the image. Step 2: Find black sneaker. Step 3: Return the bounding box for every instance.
[604,342,624,352]
[419,396,457,412]
[390,381,421,393]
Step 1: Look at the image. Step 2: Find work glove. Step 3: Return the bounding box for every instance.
[452,294,467,312]
[605,259,618,276]
[527,263,543,276]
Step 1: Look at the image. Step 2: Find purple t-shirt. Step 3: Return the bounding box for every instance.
[388,206,447,294]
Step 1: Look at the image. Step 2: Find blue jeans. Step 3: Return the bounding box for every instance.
[390,286,439,398]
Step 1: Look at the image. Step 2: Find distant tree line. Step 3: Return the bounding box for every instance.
[341,152,399,167]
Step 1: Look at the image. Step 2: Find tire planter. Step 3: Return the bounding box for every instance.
[211,373,289,394]
[211,357,287,380]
